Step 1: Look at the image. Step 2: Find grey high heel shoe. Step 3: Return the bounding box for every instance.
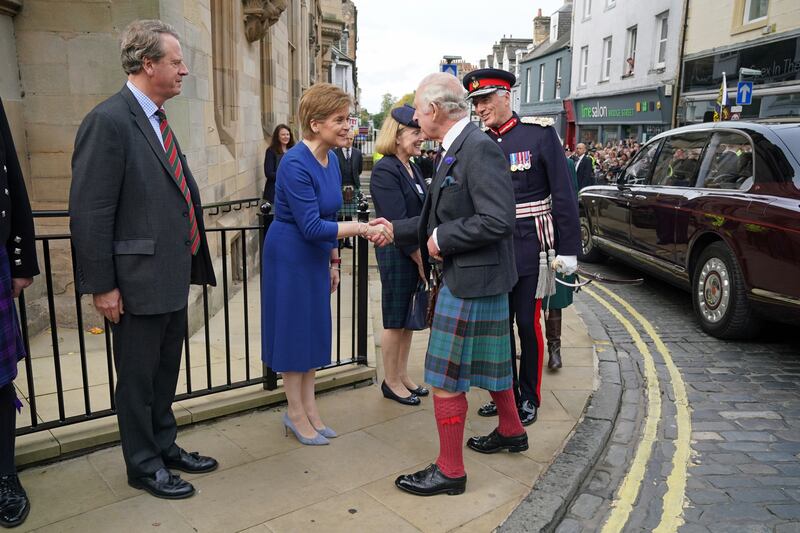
[314,426,337,439]
[283,413,329,445]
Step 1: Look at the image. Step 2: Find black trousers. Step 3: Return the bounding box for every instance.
[0,383,16,474]
[509,274,544,407]
[111,308,186,478]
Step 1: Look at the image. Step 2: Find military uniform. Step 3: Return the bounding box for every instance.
[463,69,580,423]
[0,97,39,528]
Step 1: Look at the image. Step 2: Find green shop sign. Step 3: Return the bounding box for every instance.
[576,91,670,123]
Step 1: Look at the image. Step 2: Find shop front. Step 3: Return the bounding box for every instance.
[678,32,800,125]
[573,88,673,145]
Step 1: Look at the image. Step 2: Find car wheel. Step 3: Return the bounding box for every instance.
[692,242,761,339]
[579,216,605,263]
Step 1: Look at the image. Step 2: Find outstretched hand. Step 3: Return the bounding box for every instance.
[365,218,393,247]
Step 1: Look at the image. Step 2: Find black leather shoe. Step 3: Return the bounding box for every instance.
[406,385,429,397]
[0,474,30,528]
[128,468,195,499]
[381,381,420,406]
[164,449,219,473]
[395,464,466,496]
[477,400,497,417]
[467,429,529,454]
[518,400,538,426]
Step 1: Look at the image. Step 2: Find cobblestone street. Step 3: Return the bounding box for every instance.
[558,259,800,533]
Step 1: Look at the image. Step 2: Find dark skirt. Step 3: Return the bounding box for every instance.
[424,284,512,393]
[0,247,25,390]
[543,273,576,310]
[375,246,419,329]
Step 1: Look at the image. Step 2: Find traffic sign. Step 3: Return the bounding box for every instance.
[736,81,753,105]
[441,63,458,77]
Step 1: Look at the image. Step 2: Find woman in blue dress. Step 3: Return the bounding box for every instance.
[261,83,393,445]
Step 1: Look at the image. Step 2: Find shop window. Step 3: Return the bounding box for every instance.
[601,37,612,81]
[697,132,754,190]
[622,140,660,185]
[651,132,710,187]
[654,11,669,69]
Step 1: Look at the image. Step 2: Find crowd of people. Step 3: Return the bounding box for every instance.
[566,138,642,186]
[0,18,590,528]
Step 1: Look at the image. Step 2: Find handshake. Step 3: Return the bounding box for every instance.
[359,218,394,247]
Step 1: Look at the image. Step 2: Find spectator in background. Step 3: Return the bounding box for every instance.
[334,130,363,248]
[573,143,595,190]
[263,124,295,204]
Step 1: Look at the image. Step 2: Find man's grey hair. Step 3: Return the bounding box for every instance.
[416,73,469,120]
[120,20,181,75]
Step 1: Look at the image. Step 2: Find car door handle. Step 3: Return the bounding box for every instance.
[621,192,634,198]
[634,195,647,201]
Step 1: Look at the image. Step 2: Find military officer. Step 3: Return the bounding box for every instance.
[463,69,580,425]
[0,97,39,528]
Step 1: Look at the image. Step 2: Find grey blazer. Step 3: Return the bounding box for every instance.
[70,85,216,315]
[395,122,518,299]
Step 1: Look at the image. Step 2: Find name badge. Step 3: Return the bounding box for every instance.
[415,184,424,194]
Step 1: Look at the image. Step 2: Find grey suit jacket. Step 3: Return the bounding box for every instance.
[70,85,216,315]
[395,122,518,299]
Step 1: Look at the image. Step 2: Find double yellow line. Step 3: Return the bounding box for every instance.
[584,284,692,533]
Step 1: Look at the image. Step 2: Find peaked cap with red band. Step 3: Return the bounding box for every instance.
[463,68,517,99]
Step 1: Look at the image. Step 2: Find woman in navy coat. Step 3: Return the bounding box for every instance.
[370,105,429,406]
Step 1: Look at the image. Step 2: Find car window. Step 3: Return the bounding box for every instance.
[622,140,660,185]
[696,132,754,190]
[651,132,710,187]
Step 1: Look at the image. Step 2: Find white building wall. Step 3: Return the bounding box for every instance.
[569,0,684,98]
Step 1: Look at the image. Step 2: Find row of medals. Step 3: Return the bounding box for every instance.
[509,151,532,172]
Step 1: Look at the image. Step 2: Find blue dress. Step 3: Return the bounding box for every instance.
[261,142,342,372]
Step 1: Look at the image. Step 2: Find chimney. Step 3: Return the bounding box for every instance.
[533,8,551,46]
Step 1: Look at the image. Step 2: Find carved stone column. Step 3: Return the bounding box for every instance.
[243,0,288,43]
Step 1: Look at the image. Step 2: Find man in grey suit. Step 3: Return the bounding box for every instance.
[70,20,217,500]
[393,73,527,497]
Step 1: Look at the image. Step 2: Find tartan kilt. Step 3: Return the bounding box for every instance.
[338,187,360,218]
[425,283,512,393]
[543,273,576,310]
[375,245,419,329]
[0,247,26,390]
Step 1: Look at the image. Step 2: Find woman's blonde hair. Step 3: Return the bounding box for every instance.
[374,114,406,156]
[299,83,352,138]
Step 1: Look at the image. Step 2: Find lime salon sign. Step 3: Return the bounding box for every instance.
[575,90,671,124]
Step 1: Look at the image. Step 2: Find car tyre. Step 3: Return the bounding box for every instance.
[691,242,761,339]
[579,215,605,263]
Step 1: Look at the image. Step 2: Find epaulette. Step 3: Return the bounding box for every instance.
[520,116,555,127]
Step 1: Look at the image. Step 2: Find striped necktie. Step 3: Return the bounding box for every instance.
[155,109,200,255]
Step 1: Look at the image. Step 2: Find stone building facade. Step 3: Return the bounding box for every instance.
[0,0,358,332]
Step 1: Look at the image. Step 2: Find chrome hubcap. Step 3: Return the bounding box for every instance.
[580,220,591,255]
[697,258,730,324]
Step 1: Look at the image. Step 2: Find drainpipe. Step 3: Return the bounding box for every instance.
[673,0,691,128]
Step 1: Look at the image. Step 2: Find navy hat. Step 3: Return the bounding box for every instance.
[390,104,419,128]
[462,68,516,99]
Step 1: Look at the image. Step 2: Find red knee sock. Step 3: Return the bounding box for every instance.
[490,389,525,437]
[433,394,467,478]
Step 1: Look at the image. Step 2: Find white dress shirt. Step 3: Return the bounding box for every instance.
[432,115,471,250]
[126,80,164,149]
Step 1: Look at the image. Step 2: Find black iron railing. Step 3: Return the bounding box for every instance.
[15,197,370,436]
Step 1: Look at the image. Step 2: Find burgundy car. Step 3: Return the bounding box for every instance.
[579,122,800,339]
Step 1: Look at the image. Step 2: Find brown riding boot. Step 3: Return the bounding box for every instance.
[546,309,563,370]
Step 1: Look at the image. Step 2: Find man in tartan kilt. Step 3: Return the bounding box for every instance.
[463,69,581,426]
[392,73,528,497]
